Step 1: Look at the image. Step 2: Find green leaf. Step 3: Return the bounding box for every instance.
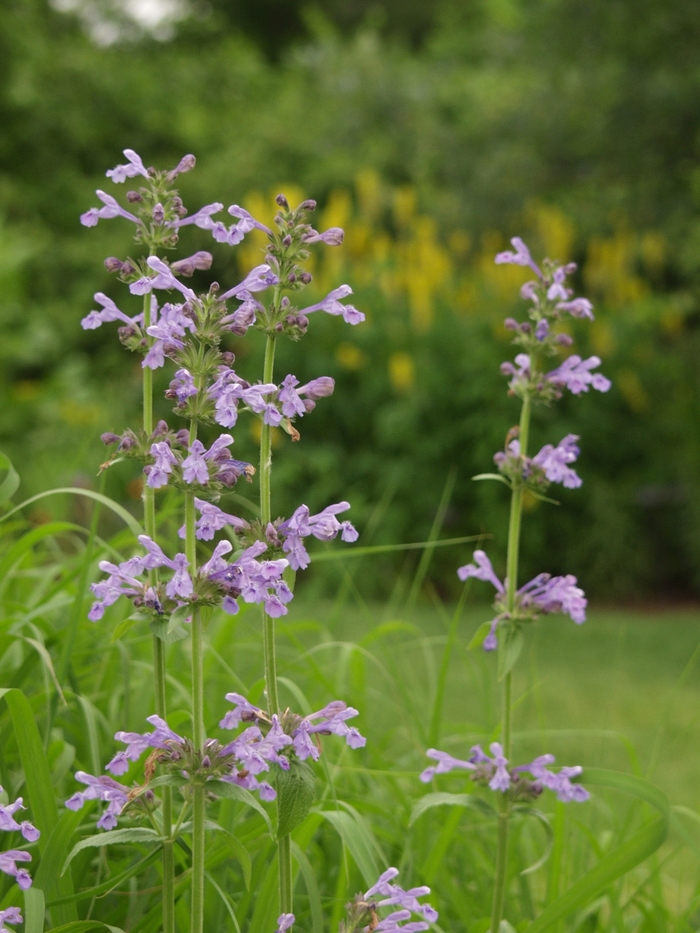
[291,840,324,933]
[277,760,315,838]
[511,806,554,875]
[62,828,162,873]
[0,688,77,923]
[206,780,274,834]
[0,451,20,504]
[24,886,45,933]
[46,923,125,933]
[524,768,669,933]
[0,488,143,539]
[47,848,161,907]
[149,615,188,645]
[498,625,524,679]
[314,807,381,886]
[472,473,512,487]
[409,792,495,828]
[308,535,483,562]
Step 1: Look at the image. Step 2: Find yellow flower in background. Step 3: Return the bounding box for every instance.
[389,351,415,393]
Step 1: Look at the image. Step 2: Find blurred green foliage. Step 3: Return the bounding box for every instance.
[1,0,700,598]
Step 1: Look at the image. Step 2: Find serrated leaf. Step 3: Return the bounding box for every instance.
[206,780,274,834]
[62,828,162,874]
[277,760,315,837]
[498,625,524,679]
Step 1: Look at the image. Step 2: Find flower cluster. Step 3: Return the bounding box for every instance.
[421,744,589,803]
[88,535,291,621]
[494,433,582,491]
[0,788,39,891]
[339,868,438,933]
[457,549,586,650]
[219,694,366,761]
[496,238,611,403]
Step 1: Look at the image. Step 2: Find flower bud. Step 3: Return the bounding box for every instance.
[175,429,191,447]
[276,193,289,209]
[300,376,335,399]
[170,251,213,277]
[281,296,290,309]
[504,317,519,331]
[168,154,196,180]
[153,420,170,437]
[283,235,292,247]
[555,333,574,346]
[152,203,165,223]
[300,272,312,285]
[210,281,220,293]
[126,191,142,203]
[275,322,284,333]
[121,261,136,276]
[104,257,124,273]
[303,399,316,412]
[299,199,316,212]
[520,322,531,333]
[297,314,309,329]
[201,755,211,769]
[101,432,121,445]
[220,351,236,366]
[287,272,297,283]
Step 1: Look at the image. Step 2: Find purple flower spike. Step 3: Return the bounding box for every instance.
[182,440,209,484]
[488,743,511,791]
[0,907,23,932]
[494,237,542,278]
[0,850,32,890]
[420,749,475,783]
[275,914,295,933]
[546,267,569,302]
[457,550,504,592]
[364,869,438,927]
[169,369,198,404]
[546,355,611,395]
[144,256,197,302]
[106,149,150,184]
[80,190,142,228]
[299,285,365,325]
[226,204,273,242]
[178,498,249,541]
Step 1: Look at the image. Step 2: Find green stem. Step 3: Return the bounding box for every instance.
[490,393,532,933]
[258,332,293,916]
[143,289,175,933]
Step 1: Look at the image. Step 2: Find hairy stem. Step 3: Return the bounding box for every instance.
[142,290,175,933]
[490,393,532,933]
[258,332,293,915]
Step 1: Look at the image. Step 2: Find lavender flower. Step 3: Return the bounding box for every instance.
[65,772,130,829]
[0,793,39,843]
[143,302,196,370]
[106,715,185,775]
[0,908,23,933]
[178,498,249,541]
[546,355,612,395]
[364,868,438,924]
[224,205,273,244]
[275,914,295,933]
[167,202,224,230]
[278,502,359,570]
[293,701,366,758]
[298,285,365,325]
[105,149,149,184]
[81,292,140,330]
[181,435,237,486]
[148,441,179,488]
[456,550,586,649]
[532,434,582,488]
[81,190,142,228]
[220,265,279,301]
[131,257,198,302]
[206,540,292,617]
[494,237,542,278]
[219,693,265,730]
[167,153,196,180]
[0,851,32,890]
[170,251,214,276]
[278,375,335,417]
[557,297,594,320]
[422,745,589,802]
[302,227,344,245]
[168,369,199,404]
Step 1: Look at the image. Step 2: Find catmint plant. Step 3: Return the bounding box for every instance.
[73,150,377,932]
[420,237,610,932]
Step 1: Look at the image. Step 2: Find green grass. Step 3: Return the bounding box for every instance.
[1,516,700,932]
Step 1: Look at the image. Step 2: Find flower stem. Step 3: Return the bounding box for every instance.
[258,332,293,915]
[142,291,175,933]
[185,409,206,933]
[490,393,532,933]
